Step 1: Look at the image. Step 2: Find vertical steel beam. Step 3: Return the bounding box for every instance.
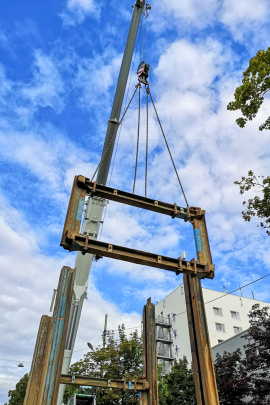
[141,298,159,405]
[41,266,74,405]
[184,214,219,404]
[24,315,51,405]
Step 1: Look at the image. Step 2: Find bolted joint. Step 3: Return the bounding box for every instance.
[188,206,205,223]
[76,175,89,191]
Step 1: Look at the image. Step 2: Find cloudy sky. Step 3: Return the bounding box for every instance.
[1,0,270,402]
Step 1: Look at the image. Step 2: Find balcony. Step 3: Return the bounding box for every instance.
[155,316,172,327]
[157,347,174,361]
[156,331,173,343]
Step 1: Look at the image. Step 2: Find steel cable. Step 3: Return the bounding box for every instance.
[90,85,139,182]
[145,89,149,197]
[148,87,189,208]
[133,85,141,193]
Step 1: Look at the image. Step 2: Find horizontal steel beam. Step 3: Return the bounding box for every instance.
[76,175,189,219]
[61,232,214,278]
[60,375,149,391]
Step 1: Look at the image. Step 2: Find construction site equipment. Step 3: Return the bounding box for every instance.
[61,175,214,280]
[24,1,220,403]
[60,173,219,404]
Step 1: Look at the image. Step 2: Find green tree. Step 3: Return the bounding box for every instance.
[227,47,270,131]
[4,373,29,405]
[158,357,196,405]
[66,325,143,405]
[234,171,270,235]
[242,304,270,403]
[214,349,250,404]
[227,49,270,234]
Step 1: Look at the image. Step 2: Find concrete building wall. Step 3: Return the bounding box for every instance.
[155,284,269,367]
[212,329,247,360]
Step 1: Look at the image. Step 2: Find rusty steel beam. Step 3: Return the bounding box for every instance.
[61,232,214,278]
[142,298,159,405]
[183,209,219,404]
[24,315,52,405]
[60,375,149,390]
[75,175,188,219]
[41,267,75,405]
[61,176,86,248]
[184,276,219,405]
[190,213,213,267]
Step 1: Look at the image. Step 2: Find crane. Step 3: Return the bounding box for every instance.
[57,2,149,403]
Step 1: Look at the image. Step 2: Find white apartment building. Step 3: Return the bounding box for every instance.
[155,284,269,374]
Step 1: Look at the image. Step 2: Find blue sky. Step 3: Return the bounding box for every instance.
[1,0,270,402]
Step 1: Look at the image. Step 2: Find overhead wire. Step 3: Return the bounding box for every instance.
[96,273,270,338]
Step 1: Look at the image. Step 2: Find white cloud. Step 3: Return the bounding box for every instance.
[73,53,121,112]
[21,51,65,112]
[0,196,142,400]
[151,0,219,31]
[61,0,100,26]
[221,0,270,42]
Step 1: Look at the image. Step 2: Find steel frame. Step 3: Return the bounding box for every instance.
[61,175,215,279]
[60,175,219,404]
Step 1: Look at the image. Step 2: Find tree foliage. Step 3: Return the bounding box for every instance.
[234,170,270,235]
[158,358,196,405]
[214,304,270,404]
[227,47,270,130]
[215,349,250,404]
[242,304,270,402]
[4,373,29,405]
[65,325,143,405]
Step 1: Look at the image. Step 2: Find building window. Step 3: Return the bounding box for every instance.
[233,326,242,335]
[215,323,225,332]
[213,307,223,316]
[231,311,240,320]
[218,339,224,344]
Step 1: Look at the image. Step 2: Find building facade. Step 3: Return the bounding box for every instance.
[155,284,269,374]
